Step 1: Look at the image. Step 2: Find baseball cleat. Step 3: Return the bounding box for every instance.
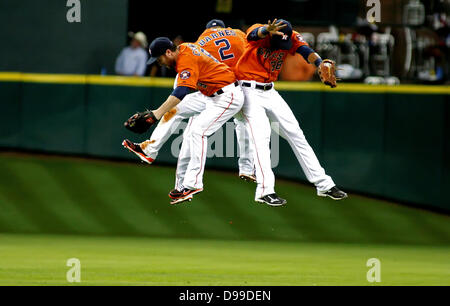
[256,193,287,206]
[317,186,348,200]
[239,173,257,183]
[122,139,154,164]
[169,188,203,205]
[168,189,183,199]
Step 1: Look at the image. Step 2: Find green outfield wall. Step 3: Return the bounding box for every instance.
[0,0,128,74]
[0,73,449,212]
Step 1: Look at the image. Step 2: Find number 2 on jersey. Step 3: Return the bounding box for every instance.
[214,38,234,61]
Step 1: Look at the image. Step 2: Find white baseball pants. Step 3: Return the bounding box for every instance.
[240,80,335,199]
[182,84,245,190]
[142,91,207,160]
[141,86,252,191]
[174,112,254,191]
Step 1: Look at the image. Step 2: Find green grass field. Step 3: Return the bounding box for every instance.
[0,153,449,285]
[1,234,449,285]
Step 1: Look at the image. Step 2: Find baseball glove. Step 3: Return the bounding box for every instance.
[124,110,158,134]
[318,59,337,88]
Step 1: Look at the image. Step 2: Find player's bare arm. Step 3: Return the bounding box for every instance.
[154,83,196,119]
[153,95,181,120]
[124,85,193,134]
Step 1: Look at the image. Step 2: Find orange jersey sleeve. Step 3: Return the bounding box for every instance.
[290,31,310,55]
[175,43,236,96]
[235,25,309,83]
[195,28,247,69]
[175,45,200,90]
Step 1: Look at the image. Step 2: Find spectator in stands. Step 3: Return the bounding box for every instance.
[429,2,449,82]
[115,32,148,76]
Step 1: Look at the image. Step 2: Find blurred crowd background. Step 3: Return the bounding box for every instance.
[130,0,450,84]
[0,0,448,84]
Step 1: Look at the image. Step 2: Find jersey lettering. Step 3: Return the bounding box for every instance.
[236,24,308,82]
[187,43,220,63]
[257,47,273,59]
[195,28,246,69]
[197,29,237,46]
[214,38,235,61]
[270,53,284,72]
[176,43,236,96]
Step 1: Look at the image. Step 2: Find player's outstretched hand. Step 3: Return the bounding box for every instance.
[265,19,287,36]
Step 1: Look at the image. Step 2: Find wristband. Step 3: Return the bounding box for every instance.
[171,86,192,100]
[314,58,323,67]
[261,27,269,36]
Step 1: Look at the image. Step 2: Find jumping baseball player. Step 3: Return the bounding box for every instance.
[124,35,245,204]
[123,20,256,199]
[235,19,348,206]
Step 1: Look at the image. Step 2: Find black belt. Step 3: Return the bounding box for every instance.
[210,81,239,97]
[242,82,273,91]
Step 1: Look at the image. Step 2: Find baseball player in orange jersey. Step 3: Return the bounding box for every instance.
[123,20,256,194]
[126,34,244,204]
[235,19,348,206]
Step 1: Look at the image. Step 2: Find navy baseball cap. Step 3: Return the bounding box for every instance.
[206,19,225,29]
[147,37,175,65]
[271,19,293,50]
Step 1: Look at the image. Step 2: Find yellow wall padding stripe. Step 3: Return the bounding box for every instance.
[22,73,87,84]
[0,72,23,82]
[86,75,174,87]
[0,72,448,94]
[274,82,450,94]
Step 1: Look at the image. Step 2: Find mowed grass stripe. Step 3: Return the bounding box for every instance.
[107,165,209,239]
[0,234,449,285]
[24,158,134,235]
[190,173,286,240]
[0,193,40,232]
[274,180,450,245]
[110,163,297,241]
[81,164,178,237]
[267,182,364,242]
[92,164,236,238]
[20,161,109,234]
[0,153,449,245]
[65,165,150,236]
[0,162,72,233]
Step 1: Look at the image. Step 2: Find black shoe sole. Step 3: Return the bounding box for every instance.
[318,193,348,200]
[169,188,203,204]
[255,199,287,207]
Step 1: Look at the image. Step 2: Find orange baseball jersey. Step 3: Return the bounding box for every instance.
[235,24,309,83]
[175,43,236,96]
[195,27,247,68]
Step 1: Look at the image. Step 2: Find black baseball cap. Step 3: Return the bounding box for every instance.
[147,37,175,65]
[206,19,225,29]
[270,19,293,50]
